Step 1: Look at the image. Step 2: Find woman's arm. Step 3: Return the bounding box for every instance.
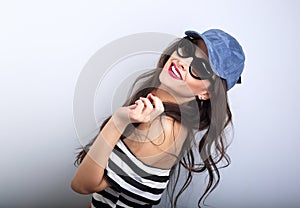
[71,93,164,194]
[70,113,128,194]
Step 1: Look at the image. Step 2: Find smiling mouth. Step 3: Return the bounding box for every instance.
[168,62,182,80]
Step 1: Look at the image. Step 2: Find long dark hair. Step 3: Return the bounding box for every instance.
[74,38,232,207]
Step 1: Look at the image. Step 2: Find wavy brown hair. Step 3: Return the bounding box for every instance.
[74,38,232,207]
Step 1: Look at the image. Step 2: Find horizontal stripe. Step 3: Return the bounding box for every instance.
[92,196,113,208]
[114,142,170,181]
[119,192,149,206]
[119,194,152,208]
[94,187,151,208]
[94,189,118,204]
[92,139,171,207]
[106,166,162,201]
[109,151,169,189]
[117,140,170,176]
[106,172,161,204]
[108,159,166,194]
[115,200,131,208]
[113,146,169,183]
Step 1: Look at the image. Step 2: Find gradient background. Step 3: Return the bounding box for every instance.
[1,0,300,207]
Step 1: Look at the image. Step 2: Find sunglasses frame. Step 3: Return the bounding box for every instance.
[176,36,214,80]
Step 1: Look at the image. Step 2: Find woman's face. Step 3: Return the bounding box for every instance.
[159,39,213,102]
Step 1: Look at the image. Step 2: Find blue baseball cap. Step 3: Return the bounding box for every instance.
[185,29,245,90]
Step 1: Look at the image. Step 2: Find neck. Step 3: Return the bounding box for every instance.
[153,85,195,104]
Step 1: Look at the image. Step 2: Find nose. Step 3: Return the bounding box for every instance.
[177,57,193,71]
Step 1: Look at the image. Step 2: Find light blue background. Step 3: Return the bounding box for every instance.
[1,0,299,207]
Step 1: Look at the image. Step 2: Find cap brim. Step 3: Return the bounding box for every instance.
[185,30,202,39]
[185,30,218,75]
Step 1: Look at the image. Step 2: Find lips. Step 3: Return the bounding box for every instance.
[168,62,182,80]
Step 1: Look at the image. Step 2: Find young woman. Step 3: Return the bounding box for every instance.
[71,29,245,208]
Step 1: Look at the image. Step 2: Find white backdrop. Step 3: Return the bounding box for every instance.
[1,0,300,207]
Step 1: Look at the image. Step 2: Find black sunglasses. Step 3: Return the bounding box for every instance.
[176,37,214,80]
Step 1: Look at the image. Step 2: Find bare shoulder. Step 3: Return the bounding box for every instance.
[123,116,189,169]
[126,115,188,153]
[154,115,188,152]
[161,116,187,137]
[147,116,189,168]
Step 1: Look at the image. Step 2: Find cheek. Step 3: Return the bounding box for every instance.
[186,77,210,94]
[162,59,171,72]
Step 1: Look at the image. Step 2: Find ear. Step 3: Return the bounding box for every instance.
[197,92,210,100]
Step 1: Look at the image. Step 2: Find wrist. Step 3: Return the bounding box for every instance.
[111,109,130,131]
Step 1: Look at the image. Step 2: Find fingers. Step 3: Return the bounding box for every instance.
[128,104,137,109]
[128,93,164,123]
[134,99,145,112]
[147,93,164,113]
[139,97,153,115]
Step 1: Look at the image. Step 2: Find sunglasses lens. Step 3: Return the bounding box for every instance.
[190,59,213,80]
[177,38,195,58]
[177,37,213,80]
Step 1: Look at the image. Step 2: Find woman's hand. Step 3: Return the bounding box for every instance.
[113,93,164,126]
[71,93,164,194]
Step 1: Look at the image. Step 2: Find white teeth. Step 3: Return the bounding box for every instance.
[171,65,181,79]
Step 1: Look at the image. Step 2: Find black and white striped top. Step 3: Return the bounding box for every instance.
[91,139,171,208]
